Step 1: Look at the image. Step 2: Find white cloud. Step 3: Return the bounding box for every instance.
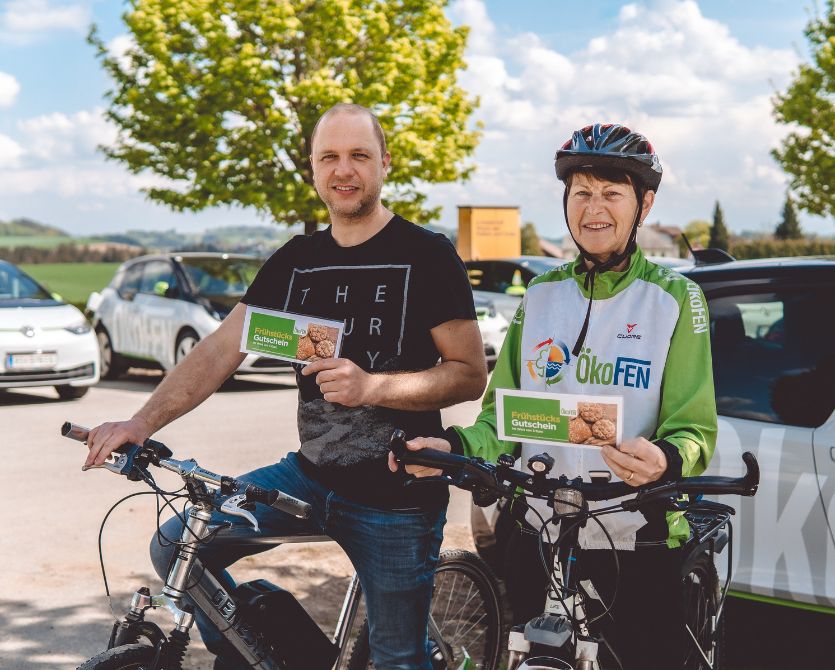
[0,0,89,43]
[438,0,802,235]
[0,107,164,200]
[18,108,117,160]
[0,133,24,168]
[0,71,20,107]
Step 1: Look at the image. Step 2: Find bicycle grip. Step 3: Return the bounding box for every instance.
[244,484,312,519]
[389,429,466,472]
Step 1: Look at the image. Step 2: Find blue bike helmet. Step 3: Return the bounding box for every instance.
[555,123,662,192]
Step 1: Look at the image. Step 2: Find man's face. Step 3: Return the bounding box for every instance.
[311,112,391,221]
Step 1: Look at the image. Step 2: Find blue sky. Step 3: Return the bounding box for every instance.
[0,0,830,238]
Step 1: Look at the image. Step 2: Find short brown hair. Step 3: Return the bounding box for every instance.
[310,103,387,157]
[564,166,633,191]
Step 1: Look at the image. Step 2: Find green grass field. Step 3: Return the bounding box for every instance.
[20,262,119,306]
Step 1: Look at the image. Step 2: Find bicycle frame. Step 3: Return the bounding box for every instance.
[115,492,456,669]
[506,500,735,670]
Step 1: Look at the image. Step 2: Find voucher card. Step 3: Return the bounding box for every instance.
[496,389,623,449]
[240,305,344,365]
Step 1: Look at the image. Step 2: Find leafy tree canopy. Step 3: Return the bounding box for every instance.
[90,0,480,233]
[772,0,835,219]
[678,219,711,255]
[520,222,542,256]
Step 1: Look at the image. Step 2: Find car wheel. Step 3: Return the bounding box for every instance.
[55,385,90,400]
[175,329,200,365]
[96,327,124,380]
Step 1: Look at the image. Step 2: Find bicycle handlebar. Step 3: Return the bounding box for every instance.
[61,421,312,519]
[389,430,759,509]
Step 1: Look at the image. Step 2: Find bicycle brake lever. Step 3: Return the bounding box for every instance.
[81,445,135,476]
[220,494,260,532]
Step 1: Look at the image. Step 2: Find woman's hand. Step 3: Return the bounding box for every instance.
[602,437,667,487]
[388,437,452,477]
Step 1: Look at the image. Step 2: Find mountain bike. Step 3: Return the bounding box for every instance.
[61,422,503,670]
[390,431,760,670]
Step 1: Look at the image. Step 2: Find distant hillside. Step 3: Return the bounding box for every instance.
[0,218,68,237]
[94,225,294,253]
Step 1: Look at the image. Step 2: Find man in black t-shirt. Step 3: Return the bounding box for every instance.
[85,103,487,669]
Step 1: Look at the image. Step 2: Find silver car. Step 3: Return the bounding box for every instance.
[87,253,290,379]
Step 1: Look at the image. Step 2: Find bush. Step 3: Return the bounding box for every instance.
[729,239,835,259]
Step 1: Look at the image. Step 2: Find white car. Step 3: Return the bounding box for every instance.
[474,294,508,370]
[683,256,835,612]
[87,253,291,379]
[0,260,99,399]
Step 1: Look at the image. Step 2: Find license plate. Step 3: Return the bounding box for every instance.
[5,352,58,370]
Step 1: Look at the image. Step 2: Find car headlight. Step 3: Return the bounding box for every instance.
[65,321,92,335]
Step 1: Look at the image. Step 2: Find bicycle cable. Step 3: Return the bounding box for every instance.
[96,490,174,622]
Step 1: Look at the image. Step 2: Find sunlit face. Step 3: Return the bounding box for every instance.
[311,111,390,221]
[566,173,655,262]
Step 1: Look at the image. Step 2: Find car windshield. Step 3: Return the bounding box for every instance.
[178,256,262,297]
[0,262,53,302]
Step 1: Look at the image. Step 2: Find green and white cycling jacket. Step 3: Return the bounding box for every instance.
[452,247,717,549]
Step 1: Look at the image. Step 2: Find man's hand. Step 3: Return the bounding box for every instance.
[602,437,667,487]
[301,358,381,406]
[84,417,153,469]
[387,437,452,478]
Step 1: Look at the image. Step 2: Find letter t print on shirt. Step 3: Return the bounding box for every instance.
[284,265,410,371]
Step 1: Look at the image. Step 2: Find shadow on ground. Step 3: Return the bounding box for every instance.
[97,370,298,394]
[0,551,358,669]
[0,390,61,406]
[724,596,832,668]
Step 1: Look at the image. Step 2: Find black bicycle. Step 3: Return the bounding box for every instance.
[390,430,759,670]
[62,422,503,670]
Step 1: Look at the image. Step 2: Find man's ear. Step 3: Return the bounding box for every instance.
[382,152,391,173]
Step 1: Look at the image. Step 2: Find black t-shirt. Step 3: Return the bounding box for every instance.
[242,215,476,509]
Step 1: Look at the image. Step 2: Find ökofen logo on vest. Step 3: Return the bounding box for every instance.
[526,337,571,386]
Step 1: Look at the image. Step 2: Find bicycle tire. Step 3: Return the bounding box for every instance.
[682,552,723,670]
[345,549,504,670]
[77,643,156,670]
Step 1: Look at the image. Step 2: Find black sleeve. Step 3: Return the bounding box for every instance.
[241,236,300,309]
[418,236,477,329]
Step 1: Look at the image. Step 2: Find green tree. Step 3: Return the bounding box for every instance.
[772,0,835,219]
[709,201,730,251]
[520,221,542,256]
[775,193,803,240]
[90,0,480,234]
[678,219,711,256]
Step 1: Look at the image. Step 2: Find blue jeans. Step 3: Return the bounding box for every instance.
[150,452,447,670]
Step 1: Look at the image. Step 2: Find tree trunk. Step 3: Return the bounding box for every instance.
[304,220,318,236]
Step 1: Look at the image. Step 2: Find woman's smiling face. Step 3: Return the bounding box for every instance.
[566,172,655,263]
